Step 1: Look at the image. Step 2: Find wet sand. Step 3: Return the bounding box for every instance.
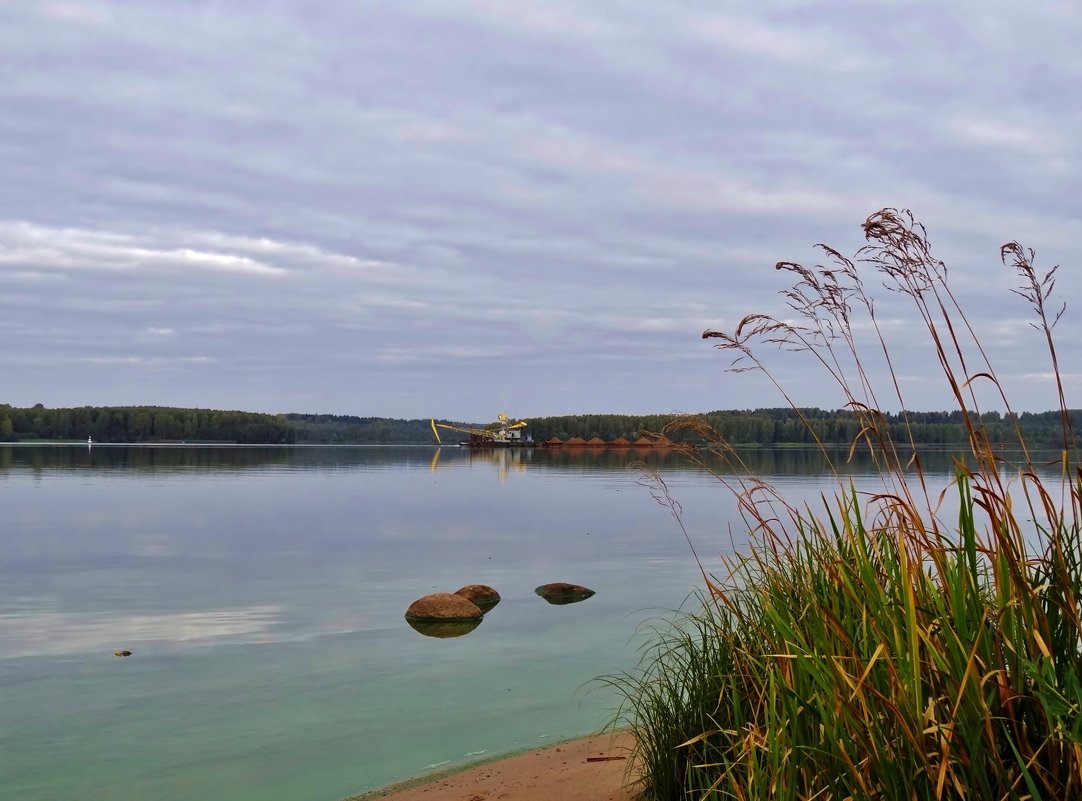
[352,731,637,801]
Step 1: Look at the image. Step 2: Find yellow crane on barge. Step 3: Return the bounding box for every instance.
[430,413,529,447]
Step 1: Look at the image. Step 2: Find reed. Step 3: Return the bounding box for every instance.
[607,210,1082,800]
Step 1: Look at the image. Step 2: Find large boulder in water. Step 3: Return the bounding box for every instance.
[535,582,595,605]
[454,584,501,612]
[405,593,484,622]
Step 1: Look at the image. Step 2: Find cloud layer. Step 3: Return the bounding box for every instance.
[1,1,1080,417]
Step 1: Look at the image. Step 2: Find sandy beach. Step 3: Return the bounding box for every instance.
[353,731,637,801]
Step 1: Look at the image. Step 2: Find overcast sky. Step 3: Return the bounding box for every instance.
[1,2,1079,420]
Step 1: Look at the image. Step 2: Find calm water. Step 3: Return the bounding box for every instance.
[0,445,1004,800]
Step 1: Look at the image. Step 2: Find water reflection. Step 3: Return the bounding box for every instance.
[0,444,444,474]
[1,443,1053,801]
[0,442,1048,479]
[406,618,482,639]
[0,603,281,658]
[418,444,1043,481]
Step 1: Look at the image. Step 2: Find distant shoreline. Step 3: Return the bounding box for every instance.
[7,403,1080,449]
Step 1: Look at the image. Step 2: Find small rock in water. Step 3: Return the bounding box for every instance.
[534,582,596,605]
[404,592,484,622]
[453,584,501,612]
[114,650,133,657]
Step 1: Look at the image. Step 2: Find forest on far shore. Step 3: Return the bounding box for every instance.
[291,408,1082,449]
[3,404,1081,449]
[0,404,294,443]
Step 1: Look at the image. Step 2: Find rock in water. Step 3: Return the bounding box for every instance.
[454,584,501,612]
[114,650,133,657]
[535,582,596,605]
[404,593,484,622]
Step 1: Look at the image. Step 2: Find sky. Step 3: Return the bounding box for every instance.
[1,1,1080,420]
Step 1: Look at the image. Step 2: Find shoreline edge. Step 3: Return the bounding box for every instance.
[348,730,636,801]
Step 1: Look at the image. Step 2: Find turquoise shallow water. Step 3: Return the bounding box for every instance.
[0,444,978,800]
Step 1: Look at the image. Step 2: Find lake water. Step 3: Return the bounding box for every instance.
[0,444,1013,800]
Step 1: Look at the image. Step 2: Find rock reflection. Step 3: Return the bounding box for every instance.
[406,618,482,638]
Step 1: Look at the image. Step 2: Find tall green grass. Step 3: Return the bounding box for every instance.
[608,210,1082,800]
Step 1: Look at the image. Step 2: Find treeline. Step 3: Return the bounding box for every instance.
[286,413,471,444]
[528,408,1082,449]
[6,405,1082,448]
[0,404,295,444]
[285,408,1082,447]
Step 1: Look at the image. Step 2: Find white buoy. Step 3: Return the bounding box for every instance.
[87,436,93,448]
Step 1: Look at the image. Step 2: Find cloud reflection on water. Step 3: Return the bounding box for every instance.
[0,603,281,658]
